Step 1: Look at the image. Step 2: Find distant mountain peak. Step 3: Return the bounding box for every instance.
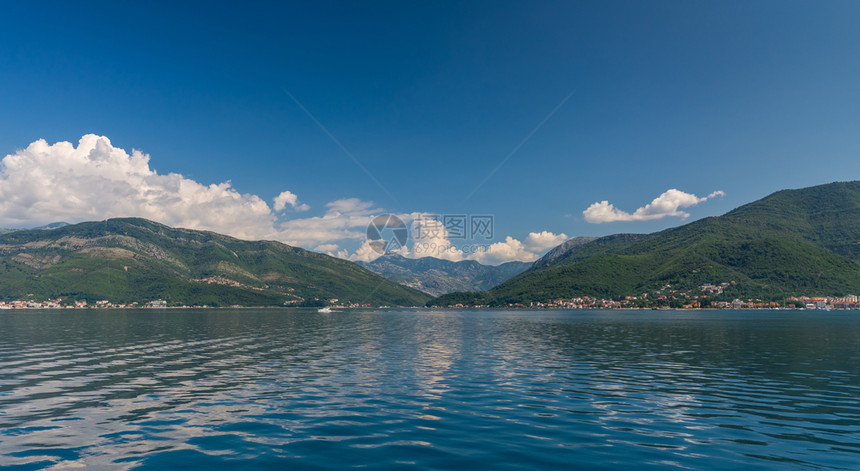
[359,255,532,296]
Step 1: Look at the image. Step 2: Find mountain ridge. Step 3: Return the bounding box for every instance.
[0,217,430,307]
[431,181,860,306]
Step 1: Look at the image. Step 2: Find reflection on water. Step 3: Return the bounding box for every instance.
[1,309,859,470]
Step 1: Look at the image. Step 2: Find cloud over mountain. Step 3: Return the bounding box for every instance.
[583,189,724,223]
[0,135,277,240]
[275,199,383,248]
[0,135,566,265]
[524,231,569,252]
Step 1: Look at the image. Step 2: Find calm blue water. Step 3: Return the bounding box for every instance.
[1,309,859,470]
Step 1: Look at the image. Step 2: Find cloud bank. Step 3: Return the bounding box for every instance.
[583,189,724,223]
[1,135,567,265]
[0,134,281,240]
[275,198,382,247]
[350,217,569,265]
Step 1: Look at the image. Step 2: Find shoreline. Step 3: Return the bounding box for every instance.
[2,305,857,312]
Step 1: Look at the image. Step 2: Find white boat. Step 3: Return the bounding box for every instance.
[317,307,332,313]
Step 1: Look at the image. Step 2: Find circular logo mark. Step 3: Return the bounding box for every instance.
[366,214,408,254]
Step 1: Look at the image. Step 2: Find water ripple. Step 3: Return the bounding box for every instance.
[1,309,859,470]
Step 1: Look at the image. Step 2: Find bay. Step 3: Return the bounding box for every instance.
[1,309,858,470]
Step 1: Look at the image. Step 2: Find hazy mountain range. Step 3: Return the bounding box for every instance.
[358,254,531,296]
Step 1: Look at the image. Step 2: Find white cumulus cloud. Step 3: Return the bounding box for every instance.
[408,215,466,262]
[313,243,340,254]
[0,135,278,240]
[348,239,390,262]
[275,198,383,247]
[470,236,532,265]
[523,231,569,252]
[273,190,309,212]
[338,216,568,265]
[406,217,567,265]
[1,135,572,265]
[583,189,724,224]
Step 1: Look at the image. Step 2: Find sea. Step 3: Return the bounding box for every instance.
[1,308,858,470]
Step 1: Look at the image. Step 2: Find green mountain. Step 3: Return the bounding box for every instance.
[529,236,597,268]
[358,254,532,296]
[432,181,860,306]
[0,218,430,307]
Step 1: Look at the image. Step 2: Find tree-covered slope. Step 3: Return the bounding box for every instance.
[0,218,430,306]
[432,181,860,306]
[721,181,860,259]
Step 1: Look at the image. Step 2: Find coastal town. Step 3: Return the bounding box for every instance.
[2,290,858,311]
[0,298,170,309]
[0,297,374,309]
[519,294,859,310]
[443,281,860,310]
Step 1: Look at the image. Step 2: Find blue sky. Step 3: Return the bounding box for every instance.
[2,1,859,263]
